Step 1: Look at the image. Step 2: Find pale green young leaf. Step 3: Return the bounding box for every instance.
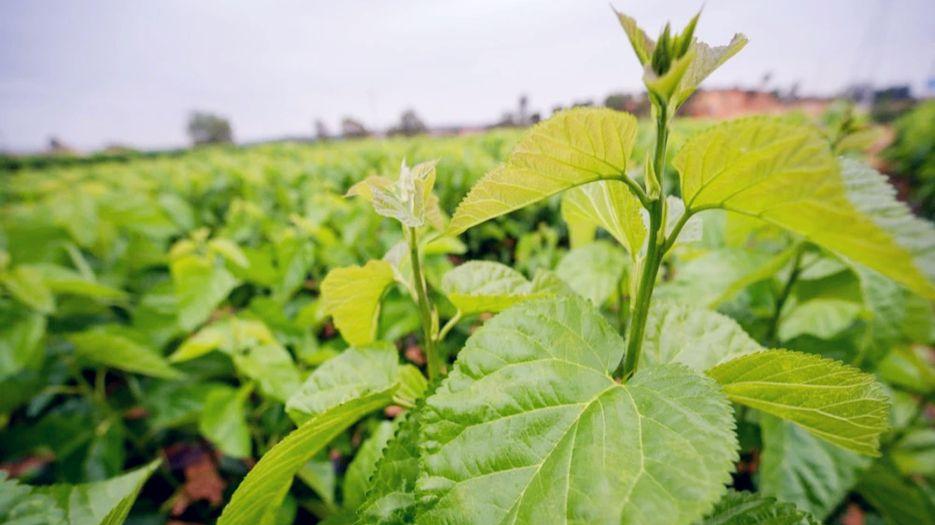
[560,180,646,257]
[218,391,396,525]
[1,265,55,314]
[554,240,628,305]
[700,490,817,525]
[707,350,889,455]
[759,415,870,519]
[674,118,935,299]
[231,343,301,403]
[667,35,748,108]
[69,325,182,379]
[34,459,161,525]
[416,297,737,525]
[447,108,639,236]
[320,260,395,346]
[614,10,654,65]
[199,384,253,458]
[347,160,438,228]
[342,421,395,511]
[286,345,399,424]
[440,261,558,315]
[655,248,777,307]
[642,301,762,371]
[171,254,239,331]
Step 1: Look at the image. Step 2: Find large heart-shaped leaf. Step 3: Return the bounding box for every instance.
[416,297,737,524]
[674,118,935,299]
[320,260,396,346]
[447,108,639,236]
[708,350,889,455]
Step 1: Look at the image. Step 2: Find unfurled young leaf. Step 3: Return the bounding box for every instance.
[561,180,646,256]
[759,415,870,520]
[447,108,639,236]
[69,325,182,379]
[708,350,889,455]
[615,10,747,108]
[347,160,439,228]
[701,490,818,525]
[416,297,737,524]
[440,261,558,315]
[674,118,935,299]
[219,346,411,525]
[320,260,396,345]
[554,240,628,305]
[641,301,762,371]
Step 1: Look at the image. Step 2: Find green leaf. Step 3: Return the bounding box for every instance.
[68,325,182,379]
[342,421,395,511]
[655,248,777,307]
[554,240,628,305]
[297,456,336,508]
[217,393,397,525]
[416,297,737,524]
[199,384,253,458]
[700,490,817,525]
[0,306,45,380]
[31,459,160,525]
[347,160,438,228]
[759,415,869,519]
[707,350,889,455]
[856,461,935,525]
[31,264,127,301]
[286,345,400,425]
[778,298,862,342]
[440,261,556,315]
[1,265,55,313]
[0,472,66,525]
[320,260,395,346]
[642,301,762,371]
[171,254,239,331]
[356,405,426,525]
[674,119,935,299]
[447,108,639,236]
[231,343,301,403]
[560,180,646,257]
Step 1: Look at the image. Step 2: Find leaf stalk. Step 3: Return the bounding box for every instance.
[408,226,444,379]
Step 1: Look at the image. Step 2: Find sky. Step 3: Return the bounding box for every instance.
[1,0,933,152]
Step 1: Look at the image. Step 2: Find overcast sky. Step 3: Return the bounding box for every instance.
[1,0,933,152]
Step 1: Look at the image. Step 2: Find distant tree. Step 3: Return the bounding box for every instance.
[47,137,74,155]
[603,92,649,116]
[187,112,233,145]
[341,117,370,139]
[388,109,428,136]
[314,119,331,141]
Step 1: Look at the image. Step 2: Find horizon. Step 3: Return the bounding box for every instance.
[2,0,934,153]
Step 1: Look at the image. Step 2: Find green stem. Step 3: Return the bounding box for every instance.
[766,244,805,345]
[437,311,462,343]
[616,105,670,379]
[409,227,443,379]
[616,273,628,333]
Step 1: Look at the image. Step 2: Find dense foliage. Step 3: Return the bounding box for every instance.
[2,9,934,525]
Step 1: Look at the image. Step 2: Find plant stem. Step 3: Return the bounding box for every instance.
[616,104,670,379]
[616,273,628,333]
[766,244,805,345]
[408,226,443,379]
[437,311,462,343]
